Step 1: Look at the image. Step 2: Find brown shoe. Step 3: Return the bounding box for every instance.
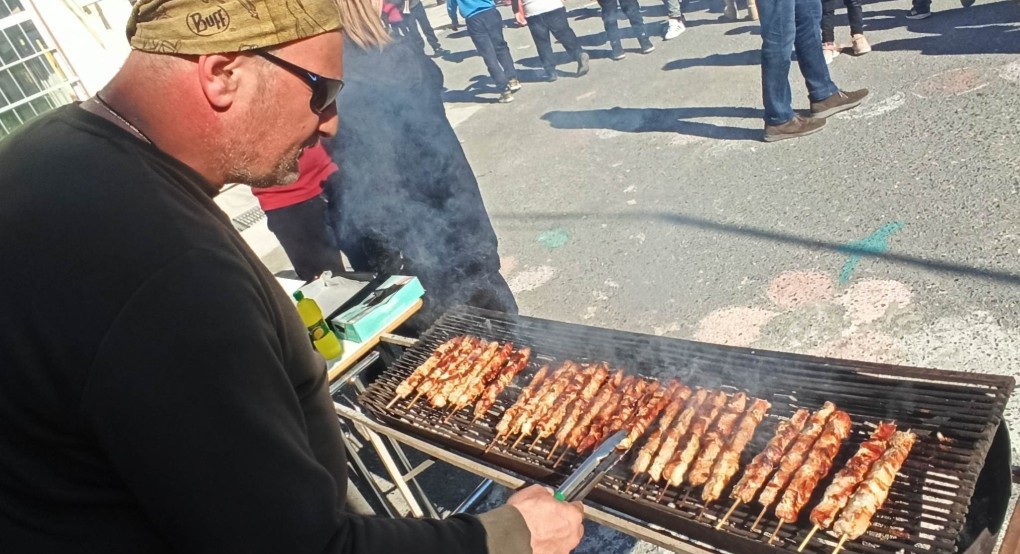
[763,115,826,142]
[810,89,868,118]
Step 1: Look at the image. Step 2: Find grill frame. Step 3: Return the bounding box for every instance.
[358,306,1014,554]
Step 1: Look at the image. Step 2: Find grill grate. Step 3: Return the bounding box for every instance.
[358,306,1014,554]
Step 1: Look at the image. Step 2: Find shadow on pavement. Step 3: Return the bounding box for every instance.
[487,210,1020,287]
[662,49,761,70]
[542,106,764,140]
[862,3,1020,55]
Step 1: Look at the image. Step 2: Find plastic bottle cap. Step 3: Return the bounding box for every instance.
[293,291,304,301]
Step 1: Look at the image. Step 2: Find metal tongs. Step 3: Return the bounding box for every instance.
[553,430,629,502]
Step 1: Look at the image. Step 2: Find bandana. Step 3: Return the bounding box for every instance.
[127,0,342,55]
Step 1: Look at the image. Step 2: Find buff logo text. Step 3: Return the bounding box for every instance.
[187,7,230,36]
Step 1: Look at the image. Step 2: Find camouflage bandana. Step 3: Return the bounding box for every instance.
[127,0,342,55]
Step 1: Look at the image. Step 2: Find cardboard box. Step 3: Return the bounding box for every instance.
[330,276,424,342]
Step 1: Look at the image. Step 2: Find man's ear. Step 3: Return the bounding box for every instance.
[195,53,248,111]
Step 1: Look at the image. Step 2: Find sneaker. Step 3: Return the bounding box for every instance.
[498,90,514,103]
[851,34,871,55]
[576,51,590,76]
[763,115,826,142]
[809,89,869,118]
[722,4,738,19]
[508,78,522,92]
[610,45,626,60]
[664,18,686,40]
[639,37,655,54]
[906,6,931,18]
[543,69,558,82]
[823,42,841,65]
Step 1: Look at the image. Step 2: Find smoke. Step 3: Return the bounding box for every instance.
[324,35,517,328]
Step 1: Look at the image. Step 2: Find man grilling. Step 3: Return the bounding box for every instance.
[0,0,582,553]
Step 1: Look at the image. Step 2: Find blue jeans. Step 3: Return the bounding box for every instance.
[466,8,517,90]
[759,0,839,125]
[527,8,582,72]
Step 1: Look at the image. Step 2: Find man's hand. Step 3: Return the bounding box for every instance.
[506,485,584,554]
[515,11,527,26]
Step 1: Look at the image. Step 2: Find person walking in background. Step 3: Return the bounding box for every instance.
[599,0,655,60]
[660,0,686,40]
[906,0,933,19]
[758,0,868,141]
[515,0,591,81]
[821,0,869,64]
[449,0,521,102]
[252,142,345,281]
[403,0,450,56]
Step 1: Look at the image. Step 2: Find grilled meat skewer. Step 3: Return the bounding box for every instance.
[448,342,514,414]
[758,402,838,508]
[473,347,533,421]
[702,398,771,504]
[688,392,750,487]
[729,408,811,505]
[649,389,709,482]
[390,336,466,405]
[432,340,501,408]
[620,381,689,451]
[662,390,731,487]
[832,431,918,541]
[798,422,897,552]
[630,386,694,480]
[775,411,853,522]
[493,364,550,441]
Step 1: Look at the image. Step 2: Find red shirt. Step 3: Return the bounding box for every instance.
[251,143,338,211]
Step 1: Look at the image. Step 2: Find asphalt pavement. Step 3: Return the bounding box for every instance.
[229,0,1020,550]
[416,0,1020,550]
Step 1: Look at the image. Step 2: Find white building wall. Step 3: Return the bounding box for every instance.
[31,0,132,95]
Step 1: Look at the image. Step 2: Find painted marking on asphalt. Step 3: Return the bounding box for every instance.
[766,271,836,309]
[911,67,990,99]
[836,91,906,120]
[508,265,558,293]
[837,221,905,284]
[834,279,913,326]
[1000,61,1020,83]
[694,307,780,347]
[536,228,570,248]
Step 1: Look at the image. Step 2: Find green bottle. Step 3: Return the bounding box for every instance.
[293,291,343,359]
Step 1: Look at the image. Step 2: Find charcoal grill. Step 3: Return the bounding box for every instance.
[355,306,1016,554]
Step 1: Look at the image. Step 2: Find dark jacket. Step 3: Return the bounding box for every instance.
[327,36,517,329]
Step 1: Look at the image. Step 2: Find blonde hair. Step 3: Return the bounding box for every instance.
[336,0,391,48]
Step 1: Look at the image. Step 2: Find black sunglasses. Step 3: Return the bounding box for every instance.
[255,51,344,114]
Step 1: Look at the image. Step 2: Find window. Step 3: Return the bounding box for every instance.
[0,4,81,140]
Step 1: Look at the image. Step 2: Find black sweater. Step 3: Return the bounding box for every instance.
[0,106,522,553]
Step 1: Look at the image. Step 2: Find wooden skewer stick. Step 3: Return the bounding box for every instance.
[716,500,741,530]
[553,447,571,468]
[511,433,528,450]
[749,505,768,532]
[442,409,460,425]
[528,434,543,449]
[696,503,712,521]
[385,395,401,409]
[768,520,785,545]
[798,524,820,552]
[655,485,671,503]
[679,488,693,507]
[832,534,849,554]
[624,474,641,494]
[546,440,562,461]
[407,391,425,410]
